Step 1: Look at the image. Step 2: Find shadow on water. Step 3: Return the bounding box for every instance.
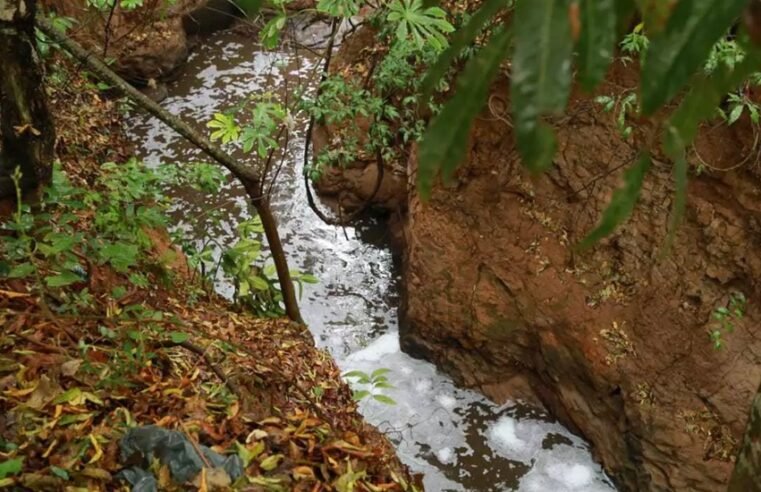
[125,23,617,491]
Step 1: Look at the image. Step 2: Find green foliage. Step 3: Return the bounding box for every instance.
[258,0,290,49]
[221,217,317,317]
[722,91,761,125]
[207,113,240,145]
[0,458,23,480]
[35,12,75,58]
[386,0,454,50]
[640,0,747,115]
[511,0,573,173]
[419,0,508,98]
[303,37,439,177]
[577,0,617,91]
[317,0,362,17]
[343,368,396,405]
[710,292,747,349]
[594,92,638,138]
[260,14,287,50]
[208,94,286,157]
[0,162,212,387]
[84,0,146,11]
[619,22,649,62]
[0,161,175,307]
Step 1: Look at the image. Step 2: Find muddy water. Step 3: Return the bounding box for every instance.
[126,25,617,492]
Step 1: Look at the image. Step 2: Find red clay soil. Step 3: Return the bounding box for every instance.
[399,73,761,490]
[313,29,761,491]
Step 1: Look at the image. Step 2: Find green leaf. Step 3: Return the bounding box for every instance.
[52,387,103,406]
[0,458,22,479]
[235,441,265,468]
[316,0,360,17]
[664,45,761,156]
[300,274,319,284]
[577,0,616,91]
[169,332,189,344]
[98,242,138,272]
[370,368,391,378]
[640,0,747,115]
[577,153,651,250]
[511,0,573,173]
[352,390,371,401]
[7,262,35,279]
[418,27,512,198]
[728,104,744,124]
[249,275,270,291]
[235,0,264,16]
[259,454,283,471]
[50,466,69,480]
[419,0,508,98]
[343,370,370,384]
[45,270,80,288]
[372,394,396,405]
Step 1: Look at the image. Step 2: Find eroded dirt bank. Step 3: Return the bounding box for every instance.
[314,30,761,492]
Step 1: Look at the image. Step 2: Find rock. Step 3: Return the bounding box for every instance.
[40,0,235,83]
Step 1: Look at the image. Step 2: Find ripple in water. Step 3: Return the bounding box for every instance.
[126,25,617,491]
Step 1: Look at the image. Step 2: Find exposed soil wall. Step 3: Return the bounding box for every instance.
[314,30,761,491]
[41,0,239,83]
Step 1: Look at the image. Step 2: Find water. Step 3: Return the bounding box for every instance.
[126,24,617,491]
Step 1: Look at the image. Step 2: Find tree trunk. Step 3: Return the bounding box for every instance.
[0,0,55,198]
[729,381,761,491]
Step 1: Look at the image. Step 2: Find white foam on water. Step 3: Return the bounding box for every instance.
[436,447,454,464]
[344,333,399,363]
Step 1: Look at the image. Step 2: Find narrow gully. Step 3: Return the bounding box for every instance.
[125,24,617,492]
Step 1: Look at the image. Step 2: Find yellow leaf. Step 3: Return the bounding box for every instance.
[5,384,38,398]
[198,467,208,492]
[292,466,315,480]
[87,434,103,464]
[259,454,283,471]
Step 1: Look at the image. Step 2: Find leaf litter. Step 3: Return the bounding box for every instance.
[0,56,417,491]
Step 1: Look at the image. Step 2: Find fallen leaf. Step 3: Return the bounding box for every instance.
[60,359,83,377]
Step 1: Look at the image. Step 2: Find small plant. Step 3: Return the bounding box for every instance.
[721,90,761,126]
[705,38,746,74]
[620,23,649,64]
[343,368,396,405]
[386,0,454,50]
[221,217,317,316]
[710,292,747,349]
[302,36,440,177]
[594,92,638,139]
[207,94,286,157]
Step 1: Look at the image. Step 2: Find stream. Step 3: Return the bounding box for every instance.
[126,24,617,492]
